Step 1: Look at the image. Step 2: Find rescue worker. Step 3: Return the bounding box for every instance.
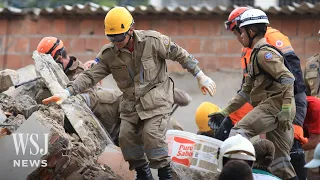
[304,30,320,97]
[210,9,297,179]
[36,37,91,103]
[211,7,307,179]
[46,7,216,180]
[195,102,220,137]
[217,134,256,172]
[84,61,192,146]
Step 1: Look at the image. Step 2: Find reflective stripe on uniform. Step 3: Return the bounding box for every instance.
[239,91,250,102]
[229,128,251,139]
[280,46,294,54]
[181,55,199,72]
[270,156,292,172]
[145,147,168,158]
[122,145,145,160]
[280,77,295,85]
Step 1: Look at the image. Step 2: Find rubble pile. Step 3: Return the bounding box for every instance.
[171,163,219,180]
[0,51,218,180]
[0,52,122,179]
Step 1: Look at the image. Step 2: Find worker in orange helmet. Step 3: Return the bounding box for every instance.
[209,7,307,180]
[37,37,85,81]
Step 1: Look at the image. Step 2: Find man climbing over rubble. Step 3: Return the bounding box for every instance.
[83,60,191,146]
[209,9,297,180]
[209,7,307,179]
[46,6,216,180]
[38,42,192,147]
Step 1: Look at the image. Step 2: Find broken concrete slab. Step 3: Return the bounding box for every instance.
[97,144,135,180]
[32,51,113,151]
[16,64,38,85]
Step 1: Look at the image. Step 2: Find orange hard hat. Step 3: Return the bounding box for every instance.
[83,60,97,70]
[225,7,249,31]
[37,37,64,59]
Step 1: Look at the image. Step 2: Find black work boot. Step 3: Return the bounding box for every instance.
[158,164,172,180]
[135,163,154,180]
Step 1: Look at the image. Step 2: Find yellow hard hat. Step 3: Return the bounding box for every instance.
[104,7,134,35]
[195,102,221,132]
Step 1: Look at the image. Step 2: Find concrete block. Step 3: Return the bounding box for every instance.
[16,65,38,85]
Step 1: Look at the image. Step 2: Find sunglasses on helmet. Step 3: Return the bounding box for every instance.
[106,31,129,43]
[224,17,240,30]
[53,47,67,61]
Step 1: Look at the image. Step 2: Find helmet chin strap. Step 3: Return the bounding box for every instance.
[124,33,133,48]
[245,27,258,48]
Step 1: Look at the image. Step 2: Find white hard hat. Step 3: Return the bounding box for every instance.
[217,134,256,172]
[237,9,269,28]
[304,143,320,168]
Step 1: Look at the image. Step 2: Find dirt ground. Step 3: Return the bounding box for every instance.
[101,70,242,133]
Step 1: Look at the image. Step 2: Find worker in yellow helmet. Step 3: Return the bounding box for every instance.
[46,7,217,180]
[195,102,221,137]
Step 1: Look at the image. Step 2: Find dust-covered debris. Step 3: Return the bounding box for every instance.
[33,51,113,151]
[0,93,38,119]
[26,110,121,180]
[0,61,121,179]
[172,162,219,180]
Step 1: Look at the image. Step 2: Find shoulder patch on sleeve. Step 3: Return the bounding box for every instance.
[309,63,317,69]
[264,52,273,60]
[94,58,100,63]
[275,40,284,48]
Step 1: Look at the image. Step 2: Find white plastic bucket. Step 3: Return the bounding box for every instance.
[166,130,196,167]
[190,135,222,172]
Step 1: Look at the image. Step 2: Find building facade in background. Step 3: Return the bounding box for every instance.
[0,2,318,72]
[150,0,320,9]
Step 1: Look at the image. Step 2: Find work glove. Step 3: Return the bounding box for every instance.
[196,71,216,97]
[42,88,71,105]
[208,109,229,130]
[277,104,292,132]
[293,124,308,145]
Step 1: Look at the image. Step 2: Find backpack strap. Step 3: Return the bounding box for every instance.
[251,44,293,84]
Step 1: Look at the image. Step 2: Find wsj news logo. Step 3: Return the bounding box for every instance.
[12,133,49,167]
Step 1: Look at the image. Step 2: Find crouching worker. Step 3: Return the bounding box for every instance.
[209,9,297,179]
[45,6,216,180]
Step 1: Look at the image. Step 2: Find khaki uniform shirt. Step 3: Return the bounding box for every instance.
[65,56,85,81]
[226,38,295,115]
[68,30,201,123]
[304,53,320,97]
